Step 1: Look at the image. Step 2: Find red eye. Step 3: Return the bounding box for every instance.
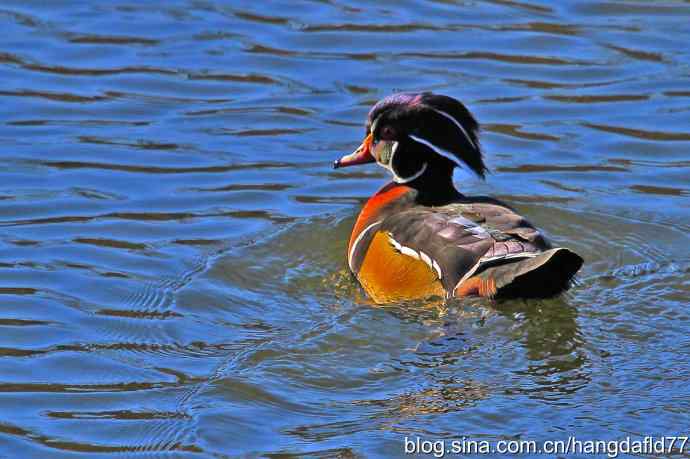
[380,126,396,140]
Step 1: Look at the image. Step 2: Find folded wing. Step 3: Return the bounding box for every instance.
[380,201,551,294]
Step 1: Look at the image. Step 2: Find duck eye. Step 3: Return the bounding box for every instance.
[380,126,396,141]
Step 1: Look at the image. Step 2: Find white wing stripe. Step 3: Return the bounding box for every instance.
[400,246,419,259]
[420,251,432,267]
[452,252,538,295]
[388,235,443,280]
[432,260,442,279]
[388,235,402,251]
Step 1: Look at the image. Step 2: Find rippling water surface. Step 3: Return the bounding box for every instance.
[1,0,689,457]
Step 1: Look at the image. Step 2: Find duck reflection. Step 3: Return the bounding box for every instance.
[494,296,590,399]
[377,293,588,422]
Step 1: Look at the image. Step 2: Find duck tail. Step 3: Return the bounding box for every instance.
[458,248,583,299]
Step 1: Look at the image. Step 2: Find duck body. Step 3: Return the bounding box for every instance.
[335,92,583,303]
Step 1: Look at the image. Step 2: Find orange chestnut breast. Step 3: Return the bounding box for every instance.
[348,183,412,256]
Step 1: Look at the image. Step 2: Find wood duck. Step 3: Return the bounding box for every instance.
[334,92,583,303]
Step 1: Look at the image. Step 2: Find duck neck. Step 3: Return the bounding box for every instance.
[406,164,461,205]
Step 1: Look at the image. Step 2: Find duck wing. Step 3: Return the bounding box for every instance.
[381,201,579,297]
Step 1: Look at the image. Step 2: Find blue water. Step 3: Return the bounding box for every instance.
[0,1,689,457]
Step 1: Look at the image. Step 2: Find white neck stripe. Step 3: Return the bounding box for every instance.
[381,139,426,183]
[431,108,477,150]
[408,134,463,168]
[393,162,427,183]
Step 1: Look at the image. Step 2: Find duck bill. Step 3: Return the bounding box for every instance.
[333,134,375,169]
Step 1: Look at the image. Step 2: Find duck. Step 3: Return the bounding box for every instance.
[333,92,583,303]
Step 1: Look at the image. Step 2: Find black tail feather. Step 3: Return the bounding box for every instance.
[481,248,583,299]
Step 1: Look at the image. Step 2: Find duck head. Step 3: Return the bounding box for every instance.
[334,92,487,186]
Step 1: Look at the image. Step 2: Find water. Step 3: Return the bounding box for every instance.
[0,0,689,457]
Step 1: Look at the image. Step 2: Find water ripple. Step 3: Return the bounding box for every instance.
[0,0,689,456]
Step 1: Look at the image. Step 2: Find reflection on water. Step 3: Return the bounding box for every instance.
[1,0,690,456]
